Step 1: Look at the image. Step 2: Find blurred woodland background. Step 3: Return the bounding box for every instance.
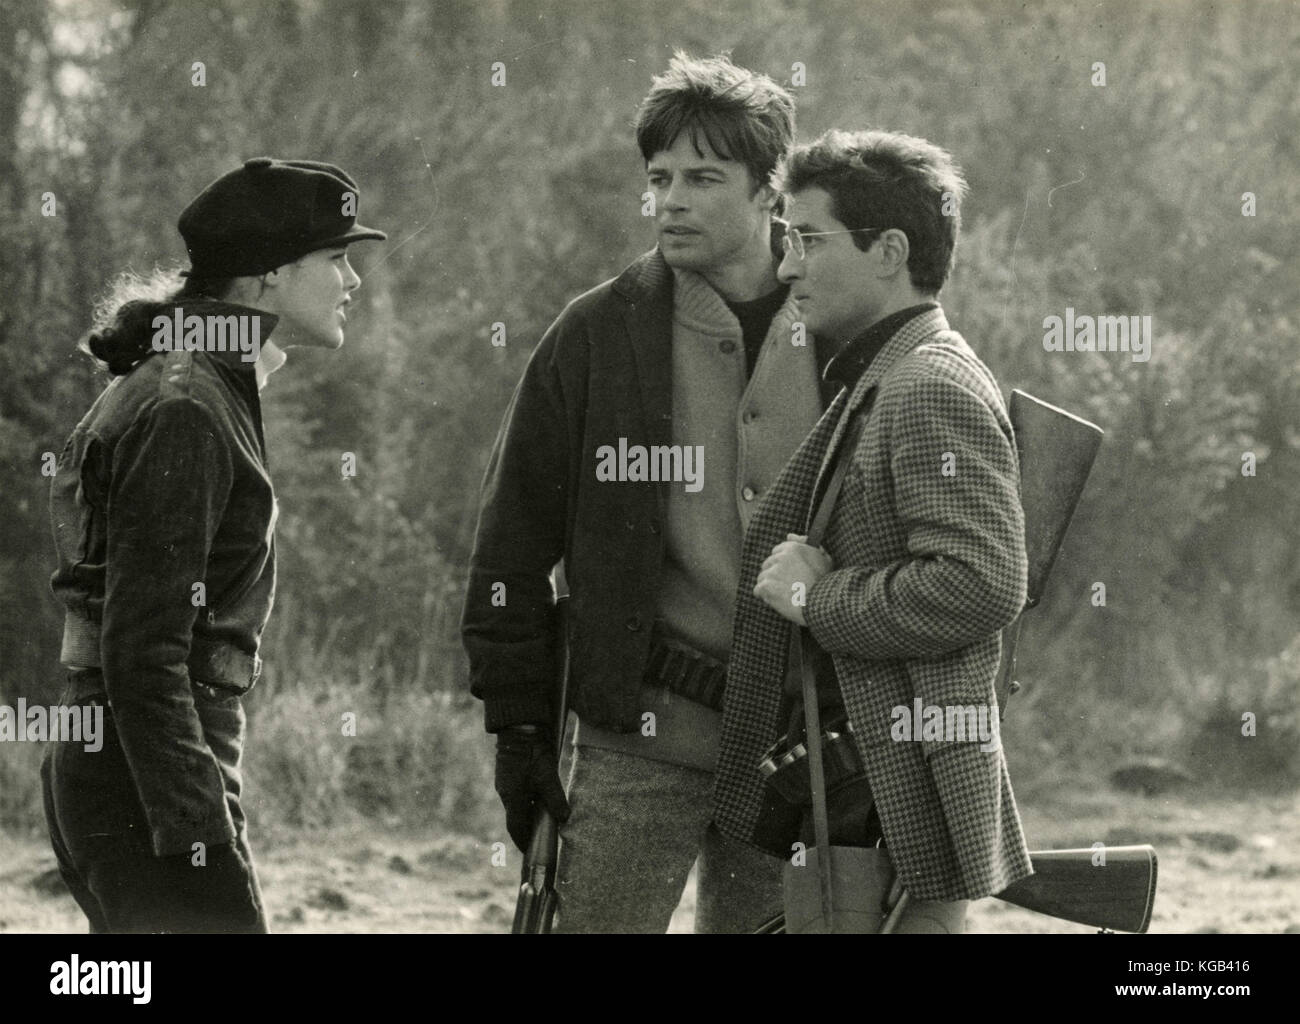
[1,0,1297,845]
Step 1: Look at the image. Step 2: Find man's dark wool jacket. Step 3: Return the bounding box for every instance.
[462,243,840,734]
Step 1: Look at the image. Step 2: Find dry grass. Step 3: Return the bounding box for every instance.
[4,778,1297,934]
[4,663,1296,934]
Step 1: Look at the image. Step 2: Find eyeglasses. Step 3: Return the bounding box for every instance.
[782,226,885,260]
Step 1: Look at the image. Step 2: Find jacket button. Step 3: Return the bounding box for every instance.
[649,520,661,535]
[719,339,736,354]
[626,615,642,631]
[742,486,757,501]
[742,409,758,424]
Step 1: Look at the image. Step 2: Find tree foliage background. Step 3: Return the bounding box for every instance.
[2,0,1297,832]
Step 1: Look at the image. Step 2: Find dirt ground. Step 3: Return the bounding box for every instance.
[3,785,1297,934]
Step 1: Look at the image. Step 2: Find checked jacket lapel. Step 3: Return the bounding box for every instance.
[805,307,953,518]
[714,390,847,847]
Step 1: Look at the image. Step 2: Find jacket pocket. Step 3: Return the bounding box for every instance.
[904,655,1000,760]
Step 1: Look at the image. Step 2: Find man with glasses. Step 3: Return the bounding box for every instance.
[713,129,1033,932]
[462,53,842,932]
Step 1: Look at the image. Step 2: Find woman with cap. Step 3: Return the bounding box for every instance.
[42,158,386,932]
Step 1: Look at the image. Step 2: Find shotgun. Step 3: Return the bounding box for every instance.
[510,565,570,935]
[987,397,1161,931]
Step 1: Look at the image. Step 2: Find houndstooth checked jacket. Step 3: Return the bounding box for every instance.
[713,306,1034,902]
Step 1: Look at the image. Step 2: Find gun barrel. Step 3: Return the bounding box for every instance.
[511,570,571,935]
[512,883,541,934]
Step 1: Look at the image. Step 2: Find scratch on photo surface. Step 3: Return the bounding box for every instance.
[1002,190,1032,331]
[1047,170,1086,208]
[359,138,440,281]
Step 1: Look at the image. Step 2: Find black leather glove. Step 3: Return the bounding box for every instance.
[495,725,570,852]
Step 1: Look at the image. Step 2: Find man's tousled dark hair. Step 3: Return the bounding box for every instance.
[634,51,795,197]
[777,129,969,293]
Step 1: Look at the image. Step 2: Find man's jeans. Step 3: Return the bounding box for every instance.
[41,687,267,934]
[554,745,782,933]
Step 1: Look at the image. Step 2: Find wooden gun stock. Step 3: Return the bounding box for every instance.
[996,845,1158,933]
[755,845,1157,934]
[1010,389,1104,607]
[997,390,1104,711]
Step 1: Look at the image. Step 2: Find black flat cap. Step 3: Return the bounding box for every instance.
[178,157,387,278]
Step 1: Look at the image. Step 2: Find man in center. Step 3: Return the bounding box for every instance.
[462,53,841,931]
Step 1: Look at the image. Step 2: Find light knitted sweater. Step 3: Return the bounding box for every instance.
[577,268,824,769]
